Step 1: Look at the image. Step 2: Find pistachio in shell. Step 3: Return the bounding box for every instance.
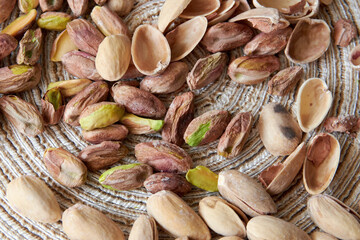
[285,18,330,64]
[253,0,306,15]
[157,0,192,32]
[166,16,208,61]
[350,44,360,70]
[1,9,37,37]
[106,0,134,16]
[120,113,164,135]
[129,215,158,240]
[303,133,340,195]
[132,24,170,76]
[296,78,332,132]
[259,142,306,195]
[207,0,239,26]
[186,165,218,192]
[180,0,220,19]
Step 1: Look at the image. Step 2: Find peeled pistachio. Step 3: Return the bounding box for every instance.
[267,66,303,96]
[349,45,360,70]
[180,0,220,19]
[0,33,18,60]
[17,28,42,65]
[1,9,37,36]
[47,79,92,98]
[82,124,128,144]
[0,0,16,23]
[129,215,158,240]
[37,12,72,31]
[39,0,63,11]
[207,0,239,26]
[144,173,192,195]
[50,30,78,62]
[106,0,134,16]
[186,166,218,192]
[41,88,65,125]
[157,0,192,32]
[67,0,88,16]
[310,231,337,240]
[120,113,164,134]
[19,0,39,13]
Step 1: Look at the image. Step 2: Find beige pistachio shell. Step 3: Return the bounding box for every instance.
[180,0,220,19]
[132,24,171,76]
[285,18,330,64]
[310,231,337,240]
[259,142,306,195]
[208,0,239,26]
[296,78,332,132]
[284,0,320,23]
[129,215,158,240]
[166,16,208,61]
[247,215,311,240]
[253,0,306,14]
[349,44,360,70]
[158,0,192,32]
[307,195,360,239]
[303,133,340,195]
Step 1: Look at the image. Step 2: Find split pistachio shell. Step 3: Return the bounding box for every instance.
[218,170,277,217]
[259,142,306,195]
[253,0,306,15]
[166,16,208,61]
[180,0,220,19]
[132,24,170,76]
[129,215,158,240]
[308,195,360,239]
[51,30,78,62]
[247,215,311,240]
[310,231,337,240]
[296,78,332,132]
[207,0,238,26]
[284,0,320,23]
[350,45,360,70]
[199,196,248,237]
[303,133,340,195]
[285,18,330,64]
[157,0,192,32]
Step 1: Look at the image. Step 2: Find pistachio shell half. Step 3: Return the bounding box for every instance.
[349,44,360,70]
[180,0,220,19]
[253,0,306,15]
[207,0,238,26]
[303,133,340,195]
[157,0,192,32]
[296,78,332,132]
[285,18,330,64]
[284,0,320,23]
[132,24,171,76]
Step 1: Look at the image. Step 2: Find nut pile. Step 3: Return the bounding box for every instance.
[1,0,360,239]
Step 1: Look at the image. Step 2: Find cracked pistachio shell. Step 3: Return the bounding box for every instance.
[180,0,220,19]
[303,133,340,195]
[6,175,62,223]
[132,25,170,76]
[0,0,16,23]
[37,12,72,31]
[218,170,277,217]
[129,215,158,240]
[253,0,306,15]
[147,190,211,239]
[62,203,125,240]
[349,44,360,70]
[47,78,92,97]
[308,195,360,239]
[247,216,311,240]
[296,78,332,132]
[283,0,320,24]
[158,0,192,32]
[120,113,164,134]
[186,166,218,192]
[310,231,337,240]
[51,30,78,62]
[1,9,37,36]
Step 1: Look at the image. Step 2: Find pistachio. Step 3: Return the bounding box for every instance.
[50,30,78,62]
[39,0,62,11]
[218,170,277,217]
[112,85,166,119]
[47,78,92,97]
[349,44,360,70]
[95,35,131,81]
[19,0,39,13]
[146,190,211,239]
[82,124,128,144]
[99,163,153,191]
[284,0,320,23]
[310,231,337,240]
[162,92,195,146]
[37,12,72,31]
[180,0,220,19]
[0,95,44,136]
[78,141,128,171]
[247,215,311,240]
[0,0,16,23]
[129,215,158,240]
[186,165,218,192]
[116,79,140,87]
[303,133,340,195]
[120,113,164,134]
[135,140,192,173]
[41,88,65,125]
[62,203,125,240]
[144,172,191,195]
[0,33,18,60]
[187,52,228,90]
[334,19,357,47]
[61,50,104,81]
[106,0,134,16]
[43,148,87,187]
[307,195,360,239]
[253,0,306,15]
[121,64,144,80]
[66,19,105,56]
[17,28,42,65]
[207,0,239,26]
[324,115,360,134]
[199,196,248,237]
[184,109,230,146]
[258,103,302,156]
[6,175,62,223]
[157,0,192,32]
[267,66,303,96]
[140,62,189,94]
[244,27,292,56]
[68,0,88,16]
[63,81,109,126]
[201,22,254,53]
[91,6,130,37]
[1,9,37,36]
[259,142,306,195]
[218,112,253,158]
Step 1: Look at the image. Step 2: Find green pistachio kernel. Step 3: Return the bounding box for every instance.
[186,121,211,147]
[37,16,71,31]
[186,165,218,192]
[121,113,164,131]
[9,65,31,75]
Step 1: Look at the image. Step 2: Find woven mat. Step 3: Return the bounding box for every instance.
[0,0,360,239]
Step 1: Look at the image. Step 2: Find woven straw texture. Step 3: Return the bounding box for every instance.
[0,0,360,239]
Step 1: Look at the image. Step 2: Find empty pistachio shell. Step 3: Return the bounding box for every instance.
[180,0,220,19]
[303,133,340,195]
[51,30,78,62]
[285,18,330,64]
[258,103,302,156]
[218,170,277,217]
[132,24,170,76]
[157,0,192,32]
[166,16,208,61]
[259,142,306,195]
[350,45,360,70]
[310,231,337,240]
[253,0,306,15]
[207,0,239,26]
[308,195,360,239]
[296,78,332,132]
[129,215,158,240]
[283,0,320,23]
[186,166,218,192]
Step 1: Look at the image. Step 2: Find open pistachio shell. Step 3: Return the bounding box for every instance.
[180,0,220,19]
[132,25,170,76]
[166,16,208,61]
[284,0,320,23]
[157,0,192,32]
[253,0,306,15]
[296,78,332,132]
[51,30,78,62]
[349,44,360,70]
[285,18,330,64]
[208,0,240,26]
[303,133,340,195]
